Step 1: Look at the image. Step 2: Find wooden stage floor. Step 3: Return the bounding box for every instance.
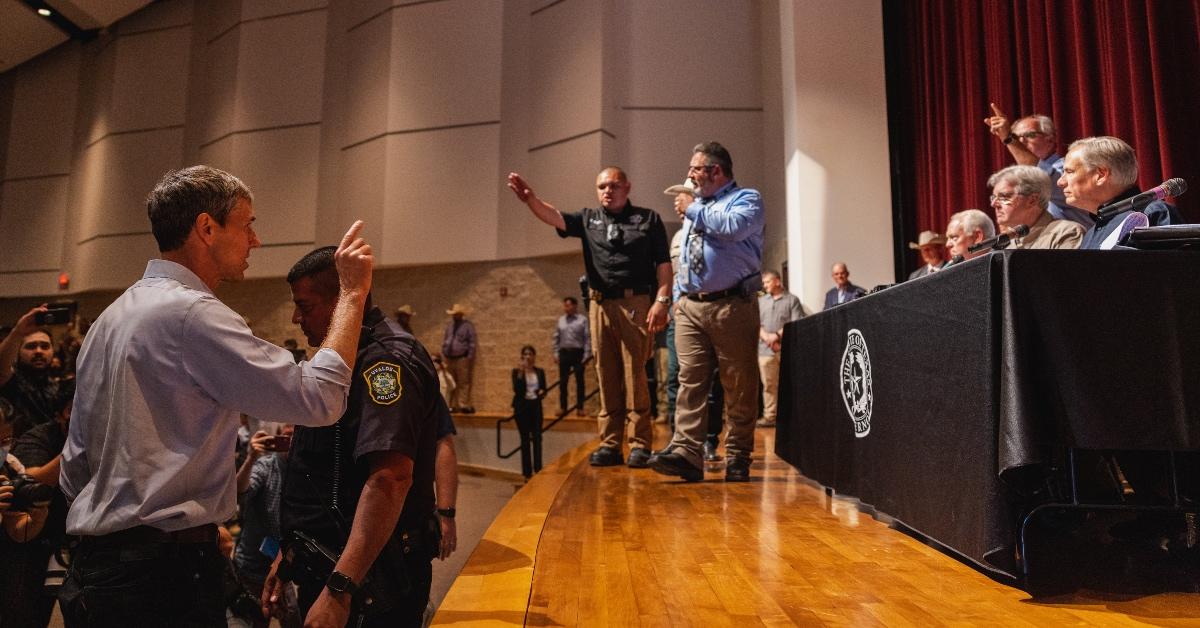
[434,427,1200,626]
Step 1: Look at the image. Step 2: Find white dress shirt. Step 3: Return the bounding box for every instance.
[61,259,352,535]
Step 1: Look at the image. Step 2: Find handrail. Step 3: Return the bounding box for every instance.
[496,357,595,460]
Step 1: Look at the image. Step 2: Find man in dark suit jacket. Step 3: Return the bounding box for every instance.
[823,262,866,310]
[511,346,547,478]
[907,231,948,280]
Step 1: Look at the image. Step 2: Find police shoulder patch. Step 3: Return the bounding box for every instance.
[363,361,403,405]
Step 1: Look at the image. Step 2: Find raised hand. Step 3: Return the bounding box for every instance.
[335,220,374,298]
[984,102,1011,138]
[507,173,534,203]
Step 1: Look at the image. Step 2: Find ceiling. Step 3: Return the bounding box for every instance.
[0,0,154,74]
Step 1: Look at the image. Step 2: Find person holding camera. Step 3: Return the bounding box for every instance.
[1,305,62,440]
[264,245,447,627]
[0,383,64,628]
[511,346,547,479]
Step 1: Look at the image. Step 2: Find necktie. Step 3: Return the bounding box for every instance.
[687,223,706,277]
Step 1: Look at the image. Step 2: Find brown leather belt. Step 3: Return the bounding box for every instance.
[82,523,219,545]
[681,286,741,302]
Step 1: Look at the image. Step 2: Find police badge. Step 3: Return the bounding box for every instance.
[363,361,403,405]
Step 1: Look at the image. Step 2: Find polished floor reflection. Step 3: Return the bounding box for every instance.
[437,427,1200,626]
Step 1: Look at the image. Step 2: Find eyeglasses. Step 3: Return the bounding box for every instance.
[687,164,714,174]
[1014,131,1046,140]
[989,193,1022,206]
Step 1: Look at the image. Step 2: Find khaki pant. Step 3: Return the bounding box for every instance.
[446,356,473,408]
[669,295,759,467]
[590,295,654,450]
[758,353,781,422]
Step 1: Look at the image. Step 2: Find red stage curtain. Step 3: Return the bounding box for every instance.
[884,0,1200,275]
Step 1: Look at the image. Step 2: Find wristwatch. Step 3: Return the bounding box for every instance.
[1002,133,1016,145]
[437,507,456,519]
[326,570,360,595]
[654,295,671,305]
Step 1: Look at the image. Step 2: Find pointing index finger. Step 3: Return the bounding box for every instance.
[989,102,1003,116]
[340,220,364,248]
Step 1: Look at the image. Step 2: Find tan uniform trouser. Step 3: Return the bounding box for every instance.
[669,295,759,467]
[446,356,473,408]
[590,295,654,450]
[758,353,781,422]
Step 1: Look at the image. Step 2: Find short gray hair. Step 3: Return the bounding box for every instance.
[987,165,1052,211]
[1015,114,1055,136]
[950,209,995,240]
[147,166,253,252]
[1067,136,1138,188]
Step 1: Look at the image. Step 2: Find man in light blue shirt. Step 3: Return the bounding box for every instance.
[58,166,375,626]
[650,142,764,483]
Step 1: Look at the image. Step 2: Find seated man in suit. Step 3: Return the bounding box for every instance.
[823,263,865,310]
[907,231,947,279]
[1057,136,1182,250]
[988,165,1084,250]
[945,209,995,262]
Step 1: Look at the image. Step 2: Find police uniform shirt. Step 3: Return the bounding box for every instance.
[281,307,446,549]
[557,203,670,293]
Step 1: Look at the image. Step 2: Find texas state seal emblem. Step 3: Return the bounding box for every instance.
[839,329,873,438]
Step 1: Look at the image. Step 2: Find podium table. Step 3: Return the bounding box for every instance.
[776,250,1200,577]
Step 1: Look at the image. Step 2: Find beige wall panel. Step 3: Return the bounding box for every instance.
[380,126,500,264]
[197,135,234,169]
[624,0,761,109]
[115,0,193,34]
[199,29,241,144]
[0,272,61,298]
[336,139,388,252]
[71,235,161,293]
[386,0,502,131]
[81,37,118,146]
[74,128,185,243]
[342,0,392,32]
[625,109,765,215]
[5,50,80,179]
[105,28,191,134]
[244,243,319,279]
[234,10,327,130]
[0,177,69,271]
[528,0,603,147]
[524,133,605,256]
[242,0,327,21]
[228,126,320,246]
[200,0,243,44]
[342,10,392,147]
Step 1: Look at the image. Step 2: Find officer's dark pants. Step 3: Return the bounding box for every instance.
[514,399,544,478]
[296,557,432,628]
[59,530,225,628]
[557,348,585,414]
[665,319,679,429]
[0,537,56,627]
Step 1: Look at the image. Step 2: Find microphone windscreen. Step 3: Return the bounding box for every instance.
[1013,224,1030,237]
[1165,178,1187,197]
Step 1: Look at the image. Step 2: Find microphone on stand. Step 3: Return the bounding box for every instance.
[941,254,965,269]
[967,224,1030,254]
[1097,178,1187,220]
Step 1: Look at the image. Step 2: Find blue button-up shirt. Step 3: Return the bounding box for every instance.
[675,181,765,298]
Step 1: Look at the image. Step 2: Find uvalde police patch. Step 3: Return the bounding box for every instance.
[839,329,873,438]
[364,361,402,405]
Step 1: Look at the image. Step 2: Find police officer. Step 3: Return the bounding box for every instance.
[264,246,447,627]
[506,168,672,468]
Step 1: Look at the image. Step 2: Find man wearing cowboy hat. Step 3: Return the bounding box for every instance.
[441,304,477,414]
[906,231,948,280]
[394,305,415,334]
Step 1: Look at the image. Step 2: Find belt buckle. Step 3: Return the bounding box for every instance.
[589,289,603,304]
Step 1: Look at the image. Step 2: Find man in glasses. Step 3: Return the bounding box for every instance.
[984,104,1092,228]
[506,168,671,469]
[650,141,765,483]
[988,165,1084,250]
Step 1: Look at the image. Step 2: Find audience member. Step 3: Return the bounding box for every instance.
[433,354,455,404]
[441,304,477,413]
[988,165,1084,250]
[58,166,373,626]
[1058,136,1182,250]
[395,305,415,334]
[1,306,61,438]
[551,296,590,417]
[984,105,1092,227]
[823,263,865,310]
[757,270,803,428]
[511,345,547,478]
[651,141,765,483]
[506,167,671,469]
[907,231,948,279]
[945,209,996,261]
